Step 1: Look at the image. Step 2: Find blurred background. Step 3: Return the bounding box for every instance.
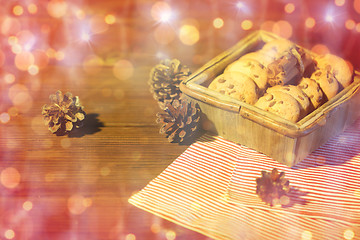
[1,0,360,240]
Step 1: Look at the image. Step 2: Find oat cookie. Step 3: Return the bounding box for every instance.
[298,77,324,109]
[208,72,260,104]
[310,69,339,100]
[266,85,311,118]
[314,54,353,89]
[239,50,275,67]
[224,59,268,92]
[255,91,301,122]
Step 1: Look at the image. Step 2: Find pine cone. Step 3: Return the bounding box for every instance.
[41,90,86,135]
[256,168,290,206]
[149,59,191,109]
[156,99,201,143]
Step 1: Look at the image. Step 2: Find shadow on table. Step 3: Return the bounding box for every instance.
[283,187,309,208]
[68,113,104,138]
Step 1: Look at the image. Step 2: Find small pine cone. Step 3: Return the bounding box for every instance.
[41,90,86,135]
[256,168,290,206]
[149,59,191,109]
[156,99,201,143]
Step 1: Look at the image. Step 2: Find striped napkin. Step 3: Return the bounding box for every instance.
[129,119,360,240]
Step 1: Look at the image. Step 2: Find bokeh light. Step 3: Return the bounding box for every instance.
[105,14,116,25]
[305,17,316,29]
[9,84,33,113]
[68,194,88,215]
[284,3,295,14]
[0,113,11,124]
[241,20,253,30]
[354,0,360,14]
[23,201,33,211]
[60,138,71,149]
[335,0,345,6]
[28,65,39,75]
[165,230,176,240]
[151,223,161,234]
[179,24,199,45]
[113,59,134,80]
[83,55,104,75]
[213,18,224,29]
[1,17,21,36]
[1,167,21,189]
[125,233,136,240]
[33,50,49,69]
[151,1,172,22]
[4,229,15,240]
[27,3,38,14]
[311,44,330,55]
[47,0,68,18]
[260,20,276,32]
[13,5,24,16]
[4,74,16,84]
[343,229,355,240]
[15,52,35,71]
[345,19,356,30]
[273,20,292,39]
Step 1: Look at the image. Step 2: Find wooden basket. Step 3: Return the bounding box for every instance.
[180,30,360,167]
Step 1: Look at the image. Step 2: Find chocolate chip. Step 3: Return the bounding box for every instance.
[220,90,225,94]
[228,84,234,89]
[229,90,236,94]
[278,101,284,104]
[284,87,290,91]
[298,95,304,100]
[328,77,334,83]
[309,94,314,99]
[265,93,274,101]
[269,101,276,107]
[315,71,322,77]
[300,83,308,89]
[218,78,226,83]
[253,74,259,78]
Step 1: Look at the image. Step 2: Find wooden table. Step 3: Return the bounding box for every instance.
[1,1,360,239]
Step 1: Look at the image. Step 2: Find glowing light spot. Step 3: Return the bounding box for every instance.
[55,51,65,61]
[113,59,134,80]
[301,230,312,240]
[47,0,68,18]
[345,19,356,30]
[60,138,71,149]
[273,20,293,39]
[68,194,87,215]
[81,32,91,42]
[236,1,245,9]
[11,44,22,54]
[125,233,136,240]
[0,113,10,124]
[279,195,290,205]
[28,65,39,75]
[28,3,38,14]
[284,3,295,13]
[23,201,33,211]
[354,0,360,14]
[165,230,176,240]
[356,23,360,32]
[83,55,104,75]
[344,229,355,240]
[311,44,330,55]
[151,223,161,234]
[75,9,86,20]
[213,18,224,29]
[4,229,15,239]
[325,14,334,23]
[13,5,24,16]
[83,198,92,208]
[335,0,345,6]
[1,167,21,189]
[241,20,253,30]
[15,52,35,71]
[4,74,15,84]
[46,48,57,58]
[8,36,18,45]
[9,84,33,113]
[151,2,172,22]
[100,167,111,176]
[90,15,109,34]
[1,17,21,36]
[154,25,175,45]
[179,24,199,45]
[105,14,116,25]
[305,17,316,28]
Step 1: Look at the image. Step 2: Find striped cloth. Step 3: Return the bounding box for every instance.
[129,119,360,240]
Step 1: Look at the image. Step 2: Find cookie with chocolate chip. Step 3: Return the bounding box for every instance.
[224,59,268,92]
[266,85,311,118]
[314,54,353,89]
[255,91,301,122]
[310,69,339,101]
[208,72,260,104]
[298,77,324,110]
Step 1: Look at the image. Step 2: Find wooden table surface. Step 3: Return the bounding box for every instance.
[1,0,360,240]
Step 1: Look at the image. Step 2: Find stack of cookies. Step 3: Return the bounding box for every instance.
[208,39,354,122]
